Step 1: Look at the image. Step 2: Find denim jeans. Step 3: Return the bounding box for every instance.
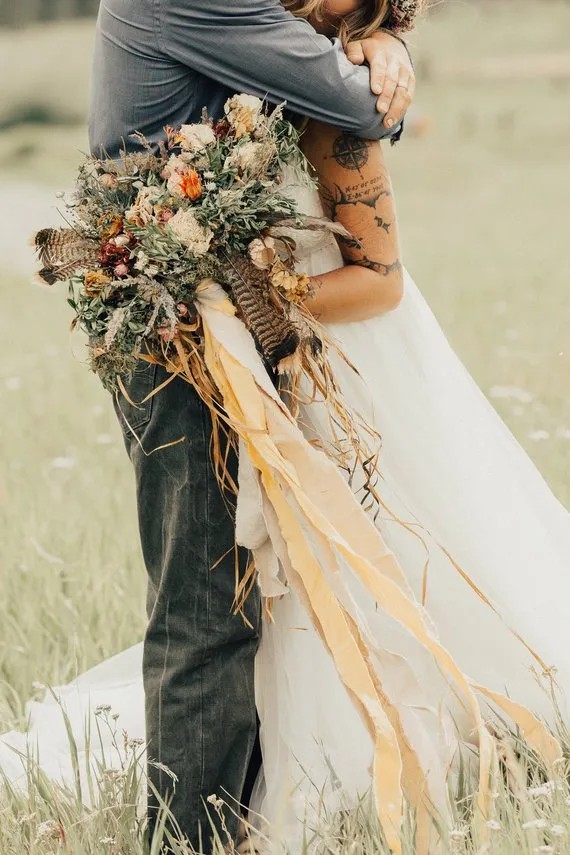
[113,360,261,851]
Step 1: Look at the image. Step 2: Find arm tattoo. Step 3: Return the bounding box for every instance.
[331,133,370,173]
[320,180,401,277]
[321,179,391,218]
[357,257,403,277]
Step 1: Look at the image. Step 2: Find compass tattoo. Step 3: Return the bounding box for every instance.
[331,133,370,172]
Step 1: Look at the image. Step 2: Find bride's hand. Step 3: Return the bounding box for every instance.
[346,31,415,130]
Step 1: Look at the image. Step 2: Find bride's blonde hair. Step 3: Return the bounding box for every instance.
[284,0,424,43]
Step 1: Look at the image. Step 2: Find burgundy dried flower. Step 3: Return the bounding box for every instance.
[213,119,231,140]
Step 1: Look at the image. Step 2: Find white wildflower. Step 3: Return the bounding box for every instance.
[486,819,501,830]
[206,794,225,811]
[449,827,468,840]
[522,819,548,830]
[167,209,213,256]
[96,433,113,446]
[35,820,61,844]
[176,123,216,152]
[205,181,217,192]
[50,457,77,470]
[489,385,533,404]
[528,782,556,798]
[225,93,263,138]
[203,171,216,179]
[528,430,550,442]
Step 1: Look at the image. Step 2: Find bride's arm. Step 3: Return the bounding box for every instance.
[300,121,403,323]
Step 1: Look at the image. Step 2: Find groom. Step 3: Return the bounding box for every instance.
[88,0,413,850]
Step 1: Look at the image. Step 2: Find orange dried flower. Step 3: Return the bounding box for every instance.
[98,212,123,240]
[180,170,203,200]
[83,270,112,297]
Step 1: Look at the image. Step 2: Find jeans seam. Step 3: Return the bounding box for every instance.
[157,598,171,794]
[199,402,211,798]
[152,0,164,55]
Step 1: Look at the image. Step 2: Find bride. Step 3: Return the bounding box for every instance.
[2,0,570,852]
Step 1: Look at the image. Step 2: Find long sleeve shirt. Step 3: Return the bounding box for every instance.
[88,0,402,159]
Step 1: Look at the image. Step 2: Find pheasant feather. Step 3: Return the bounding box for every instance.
[33,228,100,285]
[223,254,301,369]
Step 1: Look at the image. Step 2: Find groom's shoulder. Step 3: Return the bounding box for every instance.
[157,0,289,19]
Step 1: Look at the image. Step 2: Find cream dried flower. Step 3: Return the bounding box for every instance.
[271,263,311,303]
[176,123,216,153]
[125,185,163,226]
[249,237,277,270]
[167,209,213,256]
[225,93,263,138]
[270,265,298,293]
[225,141,268,176]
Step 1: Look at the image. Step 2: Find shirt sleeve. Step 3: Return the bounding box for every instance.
[155,0,402,141]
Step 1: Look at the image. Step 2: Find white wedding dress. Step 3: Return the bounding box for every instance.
[2,176,569,850]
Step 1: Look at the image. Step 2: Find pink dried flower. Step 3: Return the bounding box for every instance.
[99,173,118,190]
[157,325,177,343]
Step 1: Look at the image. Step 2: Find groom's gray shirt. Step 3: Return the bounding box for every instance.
[88,0,402,159]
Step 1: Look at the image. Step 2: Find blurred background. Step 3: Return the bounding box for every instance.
[0,0,568,728]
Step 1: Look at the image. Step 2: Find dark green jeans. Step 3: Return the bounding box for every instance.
[113,361,261,852]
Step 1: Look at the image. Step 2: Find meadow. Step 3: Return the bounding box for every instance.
[0,1,569,851]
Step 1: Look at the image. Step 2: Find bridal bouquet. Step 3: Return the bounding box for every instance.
[33,96,333,391]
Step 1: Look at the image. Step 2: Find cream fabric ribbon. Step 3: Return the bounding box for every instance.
[195,282,561,854]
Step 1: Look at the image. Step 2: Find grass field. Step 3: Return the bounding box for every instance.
[0,1,569,851]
